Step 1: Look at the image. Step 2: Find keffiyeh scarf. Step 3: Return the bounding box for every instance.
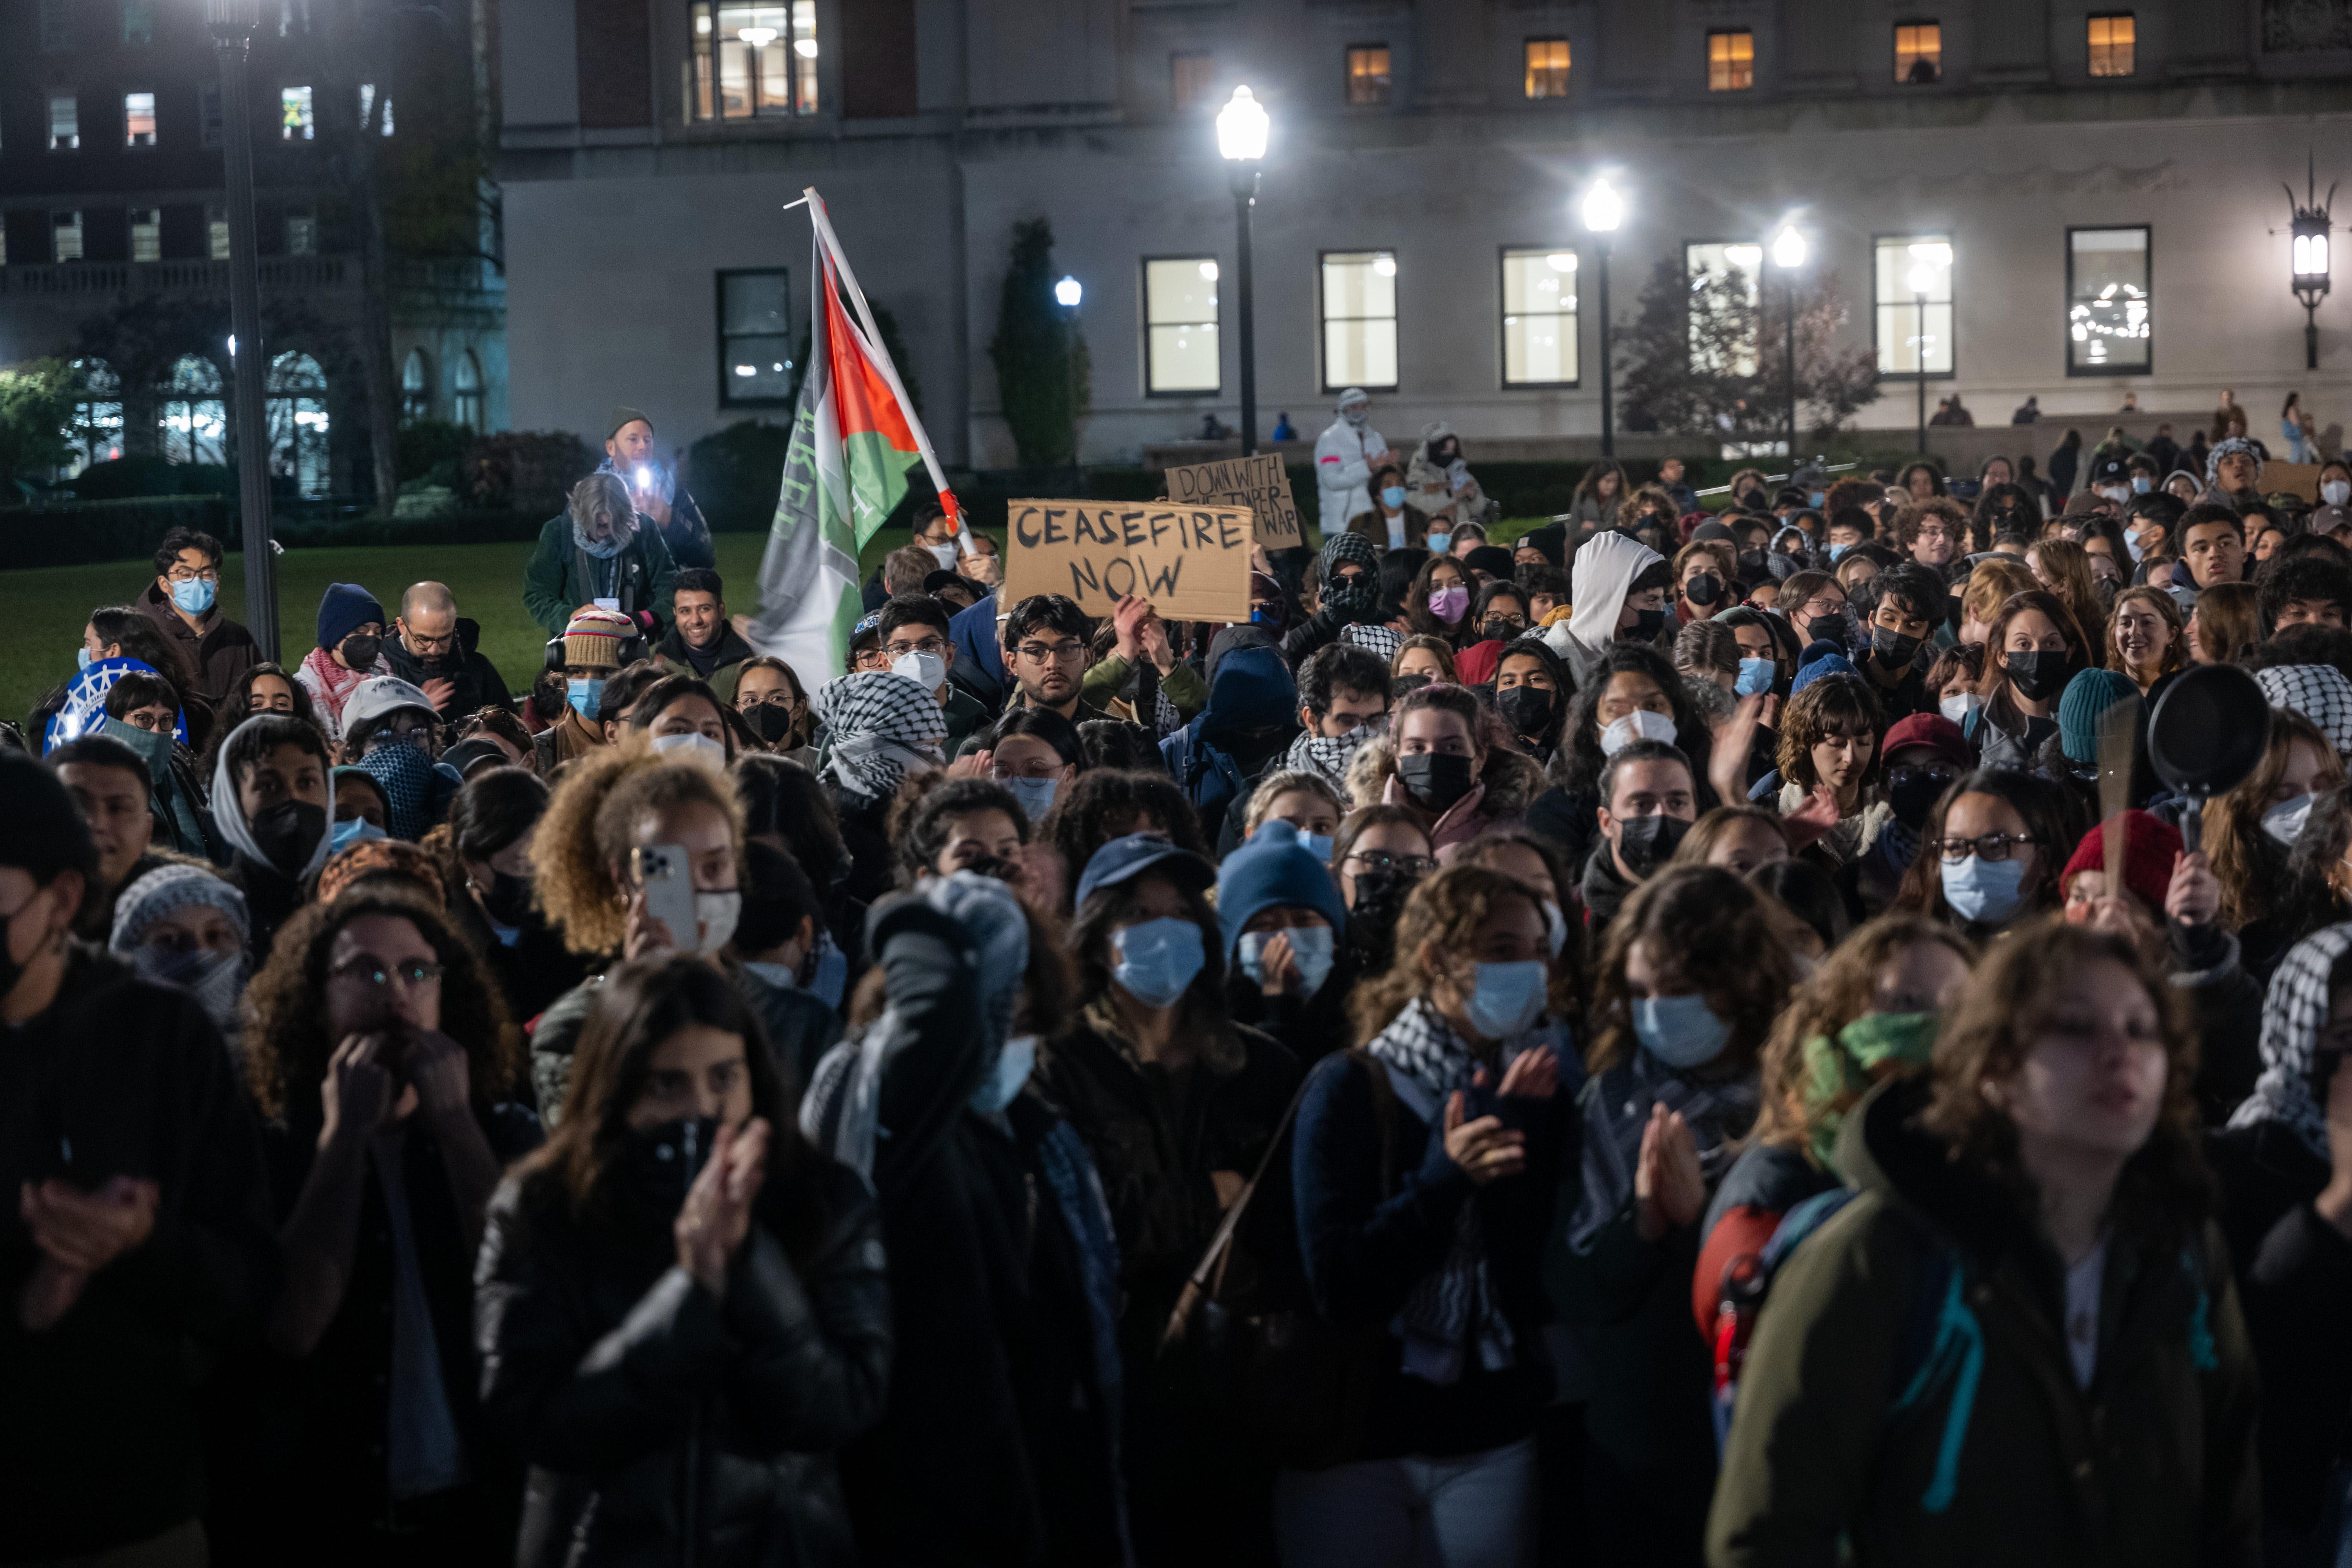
[1285,724,1374,793]
[2227,922,2352,1161]
[1341,622,1402,662]
[2256,664,2352,759]
[814,671,948,801]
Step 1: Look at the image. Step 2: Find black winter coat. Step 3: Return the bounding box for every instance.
[475,1159,891,1568]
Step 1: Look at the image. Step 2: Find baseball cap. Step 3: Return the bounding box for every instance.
[1073,833,1216,911]
[343,676,438,730]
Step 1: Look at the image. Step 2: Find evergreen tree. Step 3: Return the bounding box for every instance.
[989,218,1091,468]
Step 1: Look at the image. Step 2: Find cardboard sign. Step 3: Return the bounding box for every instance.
[1004,499,1253,623]
[1163,452,1306,549]
[2262,461,2322,502]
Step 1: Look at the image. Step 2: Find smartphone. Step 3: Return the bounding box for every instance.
[633,844,699,953]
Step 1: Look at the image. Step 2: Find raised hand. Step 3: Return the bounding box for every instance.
[1496,1045,1561,1101]
[675,1118,771,1296]
[1255,931,1301,997]
[2166,850,2220,929]
[319,1034,394,1149]
[404,1030,474,1124]
[20,1174,160,1276]
[1442,1090,1527,1186]
[1633,1104,1705,1240]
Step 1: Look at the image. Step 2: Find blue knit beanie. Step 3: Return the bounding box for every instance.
[1215,820,1348,958]
[316,583,386,651]
[2057,666,2141,766]
[1790,650,1858,695]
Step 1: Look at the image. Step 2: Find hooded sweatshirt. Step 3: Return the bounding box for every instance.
[1548,530,1664,686]
[1160,637,1299,851]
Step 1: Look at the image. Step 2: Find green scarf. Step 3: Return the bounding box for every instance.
[1799,1011,1939,1172]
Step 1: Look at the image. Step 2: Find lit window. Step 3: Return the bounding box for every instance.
[1501,249,1578,385]
[719,269,793,405]
[2088,14,2134,77]
[206,201,230,260]
[286,205,316,255]
[2068,227,2151,375]
[49,94,79,151]
[1686,242,1762,375]
[1524,38,1571,99]
[1346,45,1391,106]
[360,83,394,134]
[163,354,226,465]
[130,206,161,261]
[690,0,819,120]
[1874,236,1955,376]
[401,348,431,419]
[200,83,223,148]
[54,211,84,261]
[1321,251,1398,391]
[124,91,156,146]
[1144,257,1219,394]
[1708,30,1753,91]
[1896,24,1941,83]
[453,351,483,431]
[1171,52,1215,111]
[281,85,313,139]
[121,0,152,43]
[41,0,70,51]
[68,359,124,475]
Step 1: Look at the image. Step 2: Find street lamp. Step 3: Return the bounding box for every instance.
[2289,154,2335,372]
[206,0,278,660]
[1581,177,1624,458]
[1908,260,1937,459]
[1053,276,1083,464]
[1217,86,1269,455]
[1053,275,1082,309]
[1769,223,1807,470]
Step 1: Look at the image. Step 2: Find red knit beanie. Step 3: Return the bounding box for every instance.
[2061,809,2181,912]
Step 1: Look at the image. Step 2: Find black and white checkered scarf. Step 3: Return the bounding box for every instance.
[2228,922,2352,1161]
[813,671,948,800]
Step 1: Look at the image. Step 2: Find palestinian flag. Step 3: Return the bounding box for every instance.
[750,188,960,680]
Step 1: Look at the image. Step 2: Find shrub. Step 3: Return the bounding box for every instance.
[686,419,793,533]
[69,455,187,500]
[460,430,596,516]
[400,418,476,486]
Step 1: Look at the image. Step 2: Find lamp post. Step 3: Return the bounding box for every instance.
[1769,223,1807,471]
[207,0,278,661]
[1054,275,1082,467]
[2289,155,2335,372]
[1581,177,1623,458]
[1217,87,1268,456]
[1908,261,1938,459]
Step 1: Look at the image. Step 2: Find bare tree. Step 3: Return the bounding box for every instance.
[1617,259,1881,440]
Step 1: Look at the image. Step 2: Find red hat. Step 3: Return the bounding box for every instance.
[1881,713,1973,771]
[2062,810,2181,911]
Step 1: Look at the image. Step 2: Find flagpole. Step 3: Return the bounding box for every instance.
[800,187,964,535]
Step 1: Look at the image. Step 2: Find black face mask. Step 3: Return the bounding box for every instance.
[1888,773,1946,830]
[1871,625,1923,666]
[746,702,797,744]
[622,1115,719,1221]
[1397,751,1477,812]
[1621,608,1667,643]
[1739,550,1769,580]
[481,870,536,927]
[2005,650,2073,703]
[1323,577,1378,622]
[1347,866,1421,958]
[1803,613,1849,651]
[1683,573,1723,608]
[249,799,326,876]
[1497,684,1555,739]
[340,632,382,670]
[1614,812,1691,878]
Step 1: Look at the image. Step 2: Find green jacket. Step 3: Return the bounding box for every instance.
[657,623,759,704]
[1707,1079,2261,1568]
[1080,652,1208,722]
[523,513,679,639]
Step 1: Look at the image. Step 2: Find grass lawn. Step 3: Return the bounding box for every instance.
[0,527,948,731]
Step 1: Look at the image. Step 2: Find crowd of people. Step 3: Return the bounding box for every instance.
[15,388,2352,1568]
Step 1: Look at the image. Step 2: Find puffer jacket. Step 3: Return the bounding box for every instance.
[1708,1076,2261,1568]
[1348,733,1546,862]
[475,1158,891,1568]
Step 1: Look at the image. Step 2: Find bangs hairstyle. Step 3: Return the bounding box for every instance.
[1332,803,1432,869]
[1242,769,1345,837]
[1774,673,1886,791]
[531,749,749,955]
[1392,633,1459,683]
[1976,589,2091,702]
[1749,914,1976,1154]
[1553,642,1711,793]
[1891,767,2089,925]
[1349,864,1546,1045]
[2205,706,2344,929]
[1920,916,2211,1239]
[1588,865,1795,1076]
[225,713,330,796]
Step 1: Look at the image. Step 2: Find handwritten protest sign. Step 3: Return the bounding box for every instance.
[1004,499,1253,623]
[1163,452,1306,549]
[2262,461,2321,501]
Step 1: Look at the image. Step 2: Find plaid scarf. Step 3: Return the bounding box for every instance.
[299,645,371,726]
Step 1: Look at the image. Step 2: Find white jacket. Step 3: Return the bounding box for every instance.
[1314,415,1388,538]
[1546,530,1664,685]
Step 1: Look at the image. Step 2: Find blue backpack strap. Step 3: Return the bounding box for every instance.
[2179,1239,2219,1373]
[1760,1186,1857,1272]
[1884,1245,1984,1514]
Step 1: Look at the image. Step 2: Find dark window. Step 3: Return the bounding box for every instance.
[719,269,794,406]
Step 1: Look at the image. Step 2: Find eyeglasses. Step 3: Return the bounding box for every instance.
[165,564,221,583]
[1801,595,1847,617]
[851,648,890,671]
[329,957,443,990]
[739,690,797,710]
[1936,833,2039,864]
[1345,849,1436,876]
[884,636,949,659]
[1887,762,1960,792]
[403,630,459,653]
[1014,640,1085,664]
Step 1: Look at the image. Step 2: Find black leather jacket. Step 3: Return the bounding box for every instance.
[475,1159,891,1568]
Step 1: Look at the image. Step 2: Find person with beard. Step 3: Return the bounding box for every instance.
[294,582,394,746]
[525,471,682,641]
[1002,593,1114,726]
[1852,564,1941,723]
[1354,682,1544,864]
[1968,589,2092,774]
[439,764,588,1023]
[209,714,334,956]
[107,862,251,1067]
[476,954,885,1568]
[1285,642,1391,799]
[1161,634,1301,854]
[383,582,513,719]
[1580,739,1701,935]
[48,733,160,938]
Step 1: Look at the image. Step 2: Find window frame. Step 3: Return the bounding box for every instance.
[2087,13,2135,78]
[280,83,314,140]
[1523,36,1571,100]
[1140,253,1221,399]
[123,89,157,148]
[689,0,822,124]
[129,205,161,261]
[1170,51,1215,112]
[53,210,85,262]
[1871,232,1957,381]
[1894,21,1942,84]
[2064,224,2152,378]
[200,82,224,148]
[1318,248,1401,395]
[1344,43,1392,107]
[1707,29,1755,92]
[49,93,80,151]
[715,266,795,410]
[1497,245,1581,390]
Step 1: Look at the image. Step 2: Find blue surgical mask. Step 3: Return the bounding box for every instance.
[650,731,726,763]
[1303,831,1334,862]
[1381,486,1407,510]
[970,1033,1037,1114]
[2264,793,2314,847]
[1243,923,1336,995]
[332,815,388,852]
[567,677,606,718]
[1112,916,1206,1007]
[1426,531,1452,555]
[1941,853,2029,924]
[1631,993,1733,1069]
[76,646,93,671]
[170,577,217,615]
[1000,773,1060,822]
[1466,959,1548,1039]
[2124,529,2149,563]
[1828,542,1854,563]
[1735,657,1776,697]
[1809,491,1826,509]
[2131,476,2152,495]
